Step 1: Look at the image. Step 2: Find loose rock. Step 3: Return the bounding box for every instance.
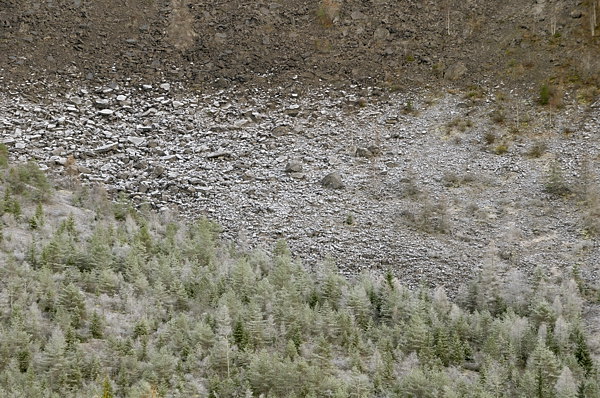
[285,160,303,173]
[321,172,344,189]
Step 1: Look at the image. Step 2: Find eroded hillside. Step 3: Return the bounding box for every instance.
[1,0,599,91]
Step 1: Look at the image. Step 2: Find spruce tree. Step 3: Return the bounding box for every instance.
[405,313,430,353]
[573,326,594,376]
[90,311,103,339]
[58,283,86,328]
[523,341,561,397]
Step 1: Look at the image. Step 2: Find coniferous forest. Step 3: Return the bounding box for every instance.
[0,151,599,397]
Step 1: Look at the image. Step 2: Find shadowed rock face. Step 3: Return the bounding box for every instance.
[1,0,598,91]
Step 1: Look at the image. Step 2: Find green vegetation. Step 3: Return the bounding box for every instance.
[484,131,497,145]
[539,84,551,106]
[401,199,450,234]
[0,143,8,168]
[490,108,506,124]
[446,117,473,132]
[493,143,509,155]
[527,141,548,158]
[2,160,52,201]
[544,161,572,198]
[344,213,355,225]
[442,172,476,189]
[0,161,598,398]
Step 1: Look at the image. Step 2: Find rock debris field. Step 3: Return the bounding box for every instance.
[2,81,600,291]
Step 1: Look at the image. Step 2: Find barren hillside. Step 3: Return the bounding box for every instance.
[1,0,599,91]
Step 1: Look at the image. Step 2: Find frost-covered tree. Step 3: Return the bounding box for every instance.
[554,366,578,398]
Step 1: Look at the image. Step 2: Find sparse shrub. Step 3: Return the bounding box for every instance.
[314,38,332,53]
[402,200,450,234]
[484,132,496,145]
[576,86,599,105]
[316,0,340,27]
[527,141,547,158]
[400,178,421,199]
[447,117,473,132]
[443,172,462,188]
[345,213,355,225]
[493,144,509,155]
[5,161,52,201]
[403,101,415,114]
[465,85,485,99]
[549,85,564,108]
[0,143,8,168]
[490,108,505,124]
[538,84,551,105]
[543,161,571,197]
[442,172,476,188]
[582,189,600,236]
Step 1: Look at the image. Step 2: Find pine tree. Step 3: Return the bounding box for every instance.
[247,303,267,349]
[347,284,372,329]
[98,268,119,295]
[59,283,86,328]
[398,367,446,398]
[285,340,298,361]
[573,326,594,376]
[561,279,583,321]
[501,268,532,314]
[553,316,570,353]
[207,337,233,379]
[215,302,232,339]
[43,327,67,391]
[475,244,505,314]
[481,360,509,397]
[434,327,452,366]
[448,331,466,365]
[405,313,430,353]
[232,319,249,351]
[319,261,344,310]
[231,259,256,301]
[247,350,277,396]
[554,366,578,398]
[523,340,561,397]
[432,286,451,316]
[312,334,333,371]
[90,311,104,339]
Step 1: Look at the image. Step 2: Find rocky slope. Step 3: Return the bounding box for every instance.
[1,81,600,293]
